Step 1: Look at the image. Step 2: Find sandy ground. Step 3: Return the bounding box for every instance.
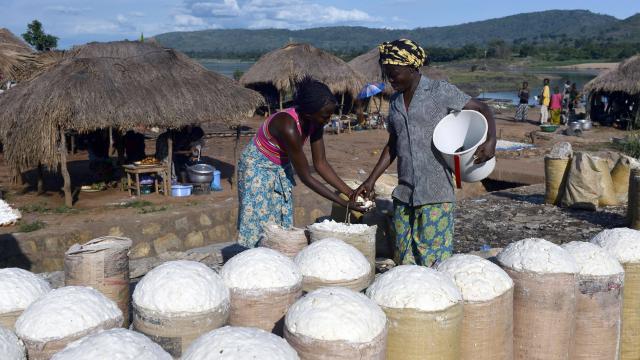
[0,106,628,234]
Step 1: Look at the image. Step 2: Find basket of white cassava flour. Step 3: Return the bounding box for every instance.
[561,241,624,360]
[307,220,377,273]
[366,265,463,360]
[294,238,372,292]
[438,254,514,360]
[182,326,299,360]
[15,286,123,360]
[260,222,308,258]
[497,238,579,360]
[221,248,302,335]
[132,260,230,358]
[64,236,132,327]
[591,228,640,359]
[0,268,51,330]
[0,326,26,360]
[50,328,171,360]
[284,287,387,360]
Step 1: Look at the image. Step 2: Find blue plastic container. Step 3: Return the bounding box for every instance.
[210,170,222,191]
[171,184,193,197]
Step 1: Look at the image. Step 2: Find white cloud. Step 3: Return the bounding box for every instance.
[185,0,241,18]
[173,14,213,30]
[46,5,89,15]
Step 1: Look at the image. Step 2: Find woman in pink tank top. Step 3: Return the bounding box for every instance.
[237,76,366,247]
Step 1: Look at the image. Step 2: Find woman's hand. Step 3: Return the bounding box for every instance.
[352,179,375,202]
[474,137,496,164]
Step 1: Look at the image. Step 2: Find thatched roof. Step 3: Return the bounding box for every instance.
[583,55,640,95]
[240,43,365,97]
[348,47,449,96]
[0,28,34,81]
[0,40,263,171]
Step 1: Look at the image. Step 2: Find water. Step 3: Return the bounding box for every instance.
[479,70,598,105]
[197,59,255,78]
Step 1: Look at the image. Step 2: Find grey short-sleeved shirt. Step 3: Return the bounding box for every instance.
[388,75,471,207]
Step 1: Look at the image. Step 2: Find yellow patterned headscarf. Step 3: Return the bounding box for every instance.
[378,39,427,68]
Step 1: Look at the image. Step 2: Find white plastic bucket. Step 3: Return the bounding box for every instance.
[433,110,496,185]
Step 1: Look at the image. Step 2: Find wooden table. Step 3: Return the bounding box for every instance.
[122,164,169,197]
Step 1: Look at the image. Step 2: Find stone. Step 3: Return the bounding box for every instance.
[142,222,162,236]
[310,208,324,223]
[175,217,189,231]
[44,237,60,252]
[19,240,38,255]
[207,225,230,242]
[199,214,212,227]
[294,207,306,225]
[154,233,182,254]
[130,242,152,259]
[108,226,124,237]
[41,258,64,272]
[185,231,205,249]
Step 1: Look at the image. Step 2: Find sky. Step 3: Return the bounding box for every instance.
[2,0,639,48]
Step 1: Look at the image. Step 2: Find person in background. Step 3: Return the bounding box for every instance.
[124,126,146,163]
[563,80,571,110]
[237,76,364,248]
[550,86,563,125]
[569,83,580,116]
[515,81,529,122]
[540,78,551,124]
[155,125,205,181]
[353,39,496,267]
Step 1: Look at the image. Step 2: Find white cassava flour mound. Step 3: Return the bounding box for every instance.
[0,268,51,313]
[437,255,513,302]
[308,220,370,234]
[562,241,624,276]
[133,260,229,314]
[497,238,579,274]
[294,238,370,281]
[221,248,302,290]
[0,326,25,360]
[285,287,386,343]
[591,228,640,263]
[0,199,21,226]
[182,326,299,360]
[15,286,122,342]
[51,328,171,360]
[366,265,462,311]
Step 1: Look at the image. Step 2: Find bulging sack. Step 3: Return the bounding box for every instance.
[284,325,387,360]
[307,224,377,273]
[561,152,602,210]
[460,289,513,360]
[544,157,570,205]
[621,262,640,360]
[228,285,302,335]
[260,223,308,258]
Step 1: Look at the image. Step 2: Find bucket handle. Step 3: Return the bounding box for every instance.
[454,155,462,189]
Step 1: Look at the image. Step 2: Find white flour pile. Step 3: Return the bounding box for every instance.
[0,199,21,226]
[0,326,25,360]
[437,255,513,302]
[133,260,229,315]
[366,265,462,311]
[182,326,299,360]
[562,241,624,276]
[308,220,370,234]
[15,286,122,342]
[591,228,640,263]
[0,268,51,314]
[294,238,370,281]
[285,287,386,343]
[51,328,171,360]
[221,248,302,290]
[497,238,579,274]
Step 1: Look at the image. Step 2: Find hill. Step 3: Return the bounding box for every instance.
[153,10,639,59]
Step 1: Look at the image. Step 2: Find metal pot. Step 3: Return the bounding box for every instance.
[187,163,214,183]
[578,119,592,131]
[569,121,582,131]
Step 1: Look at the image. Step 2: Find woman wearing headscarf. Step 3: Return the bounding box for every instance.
[354,39,496,267]
[237,76,364,248]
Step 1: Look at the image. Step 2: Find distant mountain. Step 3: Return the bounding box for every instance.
[154,10,638,58]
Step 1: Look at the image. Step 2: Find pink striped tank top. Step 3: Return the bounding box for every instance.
[254,108,310,165]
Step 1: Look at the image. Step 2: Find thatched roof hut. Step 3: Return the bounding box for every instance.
[0,28,34,81]
[348,47,449,96]
[584,56,640,95]
[0,40,262,205]
[240,43,365,108]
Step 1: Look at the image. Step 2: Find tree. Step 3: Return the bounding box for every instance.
[233,70,244,81]
[22,20,58,51]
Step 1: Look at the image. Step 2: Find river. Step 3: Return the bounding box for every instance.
[199,59,600,104]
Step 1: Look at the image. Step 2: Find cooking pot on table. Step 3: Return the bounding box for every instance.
[578,119,592,131]
[187,163,215,183]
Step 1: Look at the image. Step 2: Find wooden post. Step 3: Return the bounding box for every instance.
[167,134,173,184]
[279,91,283,111]
[339,93,345,116]
[59,128,72,207]
[36,163,44,194]
[108,126,114,157]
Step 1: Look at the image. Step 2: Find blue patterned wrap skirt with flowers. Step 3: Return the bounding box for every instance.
[394,200,455,267]
[237,141,296,248]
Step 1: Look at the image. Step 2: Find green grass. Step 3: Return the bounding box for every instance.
[120,200,153,209]
[138,206,168,214]
[613,133,640,159]
[20,203,50,214]
[118,200,168,214]
[18,220,46,233]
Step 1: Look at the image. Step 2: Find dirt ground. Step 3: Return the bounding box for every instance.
[0,106,629,235]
